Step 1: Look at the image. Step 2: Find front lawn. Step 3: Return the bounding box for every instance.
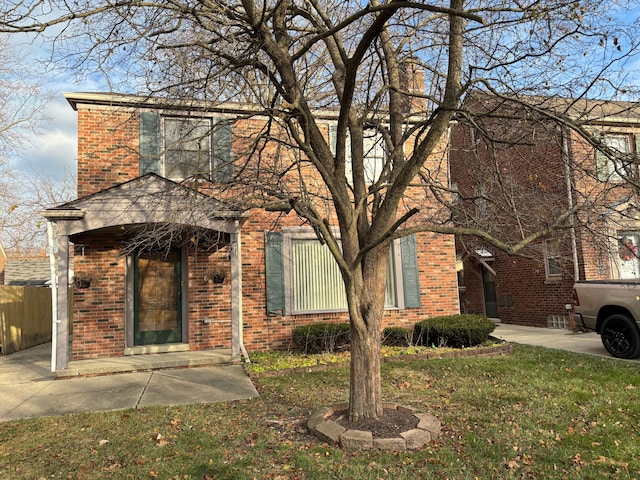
[1,345,639,479]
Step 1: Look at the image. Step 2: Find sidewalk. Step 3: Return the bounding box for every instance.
[0,344,259,422]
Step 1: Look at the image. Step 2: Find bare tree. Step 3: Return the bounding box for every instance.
[0,33,61,253]
[2,0,639,420]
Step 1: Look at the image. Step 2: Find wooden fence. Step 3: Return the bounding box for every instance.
[0,286,53,355]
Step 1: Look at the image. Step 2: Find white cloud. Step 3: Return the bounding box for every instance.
[13,96,77,180]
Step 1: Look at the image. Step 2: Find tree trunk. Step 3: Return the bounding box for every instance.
[345,244,387,422]
[349,313,384,422]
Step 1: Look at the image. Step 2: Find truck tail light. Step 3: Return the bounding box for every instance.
[572,288,580,307]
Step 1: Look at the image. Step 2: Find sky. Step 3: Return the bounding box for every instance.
[7,3,640,189]
[6,32,86,183]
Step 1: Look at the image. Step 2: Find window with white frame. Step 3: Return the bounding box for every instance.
[264,230,420,315]
[328,125,387,185]
[289,237,396,313]
[164,117,213,180]
[616,231,640,279]
[544,238,562,278]
[139,112,232,182]
[596,134,634,182]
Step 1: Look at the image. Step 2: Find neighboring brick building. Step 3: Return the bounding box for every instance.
[451,94,640,328]
[43,92,460,371]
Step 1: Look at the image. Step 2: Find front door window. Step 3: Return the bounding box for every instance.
[134,249,182,345]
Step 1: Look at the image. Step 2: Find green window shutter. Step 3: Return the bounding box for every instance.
[265,232,285,315]
[212,119,233,183]
[400,233,421,308]
[139,112,161,175]
[595,147,609,181]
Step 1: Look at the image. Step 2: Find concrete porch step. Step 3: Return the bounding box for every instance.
[55,349,241,378]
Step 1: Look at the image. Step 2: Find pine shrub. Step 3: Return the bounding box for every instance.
[413,314,496,348]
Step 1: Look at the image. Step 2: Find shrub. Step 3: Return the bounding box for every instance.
[291,322,350,354]
[382,326,412,347]
[413,314,496,348]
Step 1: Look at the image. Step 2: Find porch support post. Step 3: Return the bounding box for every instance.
[55,234,71,371]
[230,224,243,357]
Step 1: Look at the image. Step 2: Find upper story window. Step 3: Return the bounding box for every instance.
[596,134,636,182]
[328,125,388,185]
[164,117,213,180]
[139,112,232,182]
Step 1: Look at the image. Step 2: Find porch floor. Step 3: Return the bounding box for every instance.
[56,349,241,378]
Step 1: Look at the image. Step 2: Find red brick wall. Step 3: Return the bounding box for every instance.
[71,234,126,359]
[68,101,460,359]
[76,106,139,197]
[450,102,576,327]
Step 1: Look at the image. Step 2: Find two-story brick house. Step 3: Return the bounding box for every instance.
[450,94,640,328]
[42,92,460,371]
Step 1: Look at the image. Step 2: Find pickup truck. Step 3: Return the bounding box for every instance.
[573,280,640,359]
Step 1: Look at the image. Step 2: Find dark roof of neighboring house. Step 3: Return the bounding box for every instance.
[4,259,51,286]
[462,91,640,127]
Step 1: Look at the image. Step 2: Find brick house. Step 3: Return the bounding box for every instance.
[450,94,640,328]
[42,92,460,371]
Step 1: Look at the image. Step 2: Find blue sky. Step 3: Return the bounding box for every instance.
[8,3,640,187]
[8,33,96,183]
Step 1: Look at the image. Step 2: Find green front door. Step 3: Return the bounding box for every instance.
[482,265,499,318]
[134,249,182,345]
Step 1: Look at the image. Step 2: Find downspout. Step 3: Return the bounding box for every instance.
[562,129,580,282]
[231,225,250,363]
[46,220,58,372]
[237,229,250,363]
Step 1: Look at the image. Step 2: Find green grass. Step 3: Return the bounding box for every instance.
[1,345,640,479]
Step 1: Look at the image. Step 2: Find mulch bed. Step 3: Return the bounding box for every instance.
[328,407,419,439]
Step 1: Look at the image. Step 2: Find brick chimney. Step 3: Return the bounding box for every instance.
[399,59,426,114]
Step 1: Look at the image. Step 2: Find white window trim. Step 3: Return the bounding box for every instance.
[613,231,640,280]
[328,124,390,186]
[281,227,404,314]
[543,238,562,279]
[161,115,218,181]
[597,134,633,182]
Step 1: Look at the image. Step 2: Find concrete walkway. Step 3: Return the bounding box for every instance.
[0,344,259,422]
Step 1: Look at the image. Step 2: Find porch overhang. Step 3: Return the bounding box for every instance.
[42,174,248,372]
[42,173,246,237]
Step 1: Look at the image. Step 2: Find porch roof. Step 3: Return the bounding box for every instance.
[41,173,247,236]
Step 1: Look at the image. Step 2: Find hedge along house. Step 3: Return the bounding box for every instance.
[43,92,460,373]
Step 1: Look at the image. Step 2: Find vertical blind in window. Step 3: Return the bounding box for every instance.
[290,239,396,313]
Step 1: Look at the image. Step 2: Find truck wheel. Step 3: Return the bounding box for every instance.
[600,314,640,359]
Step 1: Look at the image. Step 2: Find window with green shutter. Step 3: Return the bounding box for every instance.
[264,230,420,315]
[139,113,233,182]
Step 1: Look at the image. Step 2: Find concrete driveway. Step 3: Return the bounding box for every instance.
[492,323,640,362]
[0,343,259,422]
